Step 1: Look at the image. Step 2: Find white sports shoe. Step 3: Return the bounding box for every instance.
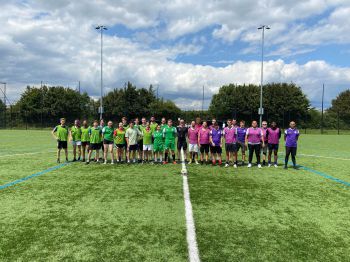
[268,164,271,167]
[225,163,229,168]
[189,160,192,164]
[111,161,114,165]
[247,163,252,168]
[195,160,199,165]
[274,164,278,168]
[104,160,107,164]
[233,164,237,168]
[258,164,262,168]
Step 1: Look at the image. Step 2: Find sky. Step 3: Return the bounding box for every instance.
[1,0,350,110]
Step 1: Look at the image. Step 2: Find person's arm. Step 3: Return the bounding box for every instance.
[245,128,249,146]
[197,130,201,146]
[284,129,287,141]
[125,130,129,147]
[266,129,269,140]
[209,131,214,146]
[296,129,300,141]
[278,129,281,139]
[52,126,58,140]
[220,132,223,148]
[261,130,265,147]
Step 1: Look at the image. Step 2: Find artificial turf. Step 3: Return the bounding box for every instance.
[0,130,349,261]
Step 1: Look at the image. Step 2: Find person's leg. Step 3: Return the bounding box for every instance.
[82,144,86,161]
[87,149,92,163]
[285,146,291,168]
[262,144,267,165]
[109,144,114,163]
[268,146,273,165]
[274,147,278,165]
[248,144,253,165]
[96,149,99,162]
[291,147,297,167]
[103,144,108,163]
[57,148,61,162]
[256,144,261,165]
[77,145,81,160]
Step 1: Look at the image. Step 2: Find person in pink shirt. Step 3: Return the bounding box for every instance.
[261,121,269,166]
[198,121,210,164]
[188,121,199,164]
[223,119,238,168]
[266,121,281,167]
[245,120,264,168]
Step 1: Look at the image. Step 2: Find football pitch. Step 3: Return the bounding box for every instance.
[0,130,349,261]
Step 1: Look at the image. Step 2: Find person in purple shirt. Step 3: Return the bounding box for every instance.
[245,120,264,168]
[266,121,281,167]
[209,122,223,166]
[236,120,247,165]
[223,119,238,168]
[261,121,269,166]
[284,121,300,169]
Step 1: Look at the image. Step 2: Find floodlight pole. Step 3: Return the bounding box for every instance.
[258,25,270,127]
[0,82,6,129]
[95,25,107,120]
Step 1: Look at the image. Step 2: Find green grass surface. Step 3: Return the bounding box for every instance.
[0,130,349,261]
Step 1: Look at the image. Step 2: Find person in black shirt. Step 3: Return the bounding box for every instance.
[177,119,188,162]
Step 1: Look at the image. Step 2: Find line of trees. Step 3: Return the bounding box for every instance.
[0,82,349,129]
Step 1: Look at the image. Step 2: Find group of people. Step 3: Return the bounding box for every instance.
[52,116,300,169]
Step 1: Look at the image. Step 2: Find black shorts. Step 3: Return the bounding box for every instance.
[116,143,126,148]
[81,141,90,147]
[225,143,236,153]
[138,140,143,150]
[268,143,279,151]
[200,144,210,154]
[210,145,222,154]
[57,140,67,149]
[99,142,103,149]
[90,143,101,150]
[129,144,138,151]
[236,141,246,153]
[103,139,114,145]
[177,139,188,150]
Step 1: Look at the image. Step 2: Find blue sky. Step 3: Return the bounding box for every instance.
[1,0,350,109]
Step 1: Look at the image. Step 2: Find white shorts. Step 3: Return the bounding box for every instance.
[189,144,198,153]
[143,144,153,151]
[72,141,81,146]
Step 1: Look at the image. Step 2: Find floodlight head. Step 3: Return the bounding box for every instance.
[266,26,271,30]
[95,26,101,30]
[103,27,108,30]
[258,26,263,30]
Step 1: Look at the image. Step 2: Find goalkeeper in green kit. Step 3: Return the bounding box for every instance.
[163,119,177,164]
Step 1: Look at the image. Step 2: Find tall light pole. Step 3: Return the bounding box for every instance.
[258,25,270,127]
[0,82,6,129]
[95,25,107,120]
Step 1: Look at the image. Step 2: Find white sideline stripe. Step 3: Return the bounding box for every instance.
[0,150,55,158]
[181,148,200,262]
[299,154,350,161]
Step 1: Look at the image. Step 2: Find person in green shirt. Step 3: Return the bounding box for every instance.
[163,119,177,164]
[150,116,158,133]
[134,117,143,162]
[81,120,90,162]
[122,116,129,130]
[153,125,164,163]
[102,121,115,164]
[114,122,126,163]
[125,121,142,163]
[52,118,69,163]
[86,120,102,164]
[69,119,82,162]
[160,117,167,133]
[142,122,153,163]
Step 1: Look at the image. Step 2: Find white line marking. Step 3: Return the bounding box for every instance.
[181,148,200,262]
[299,153,350,161]
[0,150,55,158]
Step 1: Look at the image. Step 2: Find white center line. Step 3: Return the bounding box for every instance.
[0,150,55,158]
[181,148,200,262]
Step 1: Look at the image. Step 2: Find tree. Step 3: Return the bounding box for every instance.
[328,89,350,124]
[149,98,181,120]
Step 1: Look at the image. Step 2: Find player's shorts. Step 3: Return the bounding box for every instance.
[129,144,138,151]
[200,144,210,154]
[225,143,236,153]
[103,139,114,145]
[177,139,188,151]
[90,143,101,150]
[164,140,175,151]
[81,141,90,147]
[236,141,246,153]
[189,143,198,153]
[71,140,81,146]
[268,143,279,151]
[153,143,164,152]
[138,140,143,150]
[210,145,222,154]
[57,140,68,149]
[143,144,153,151]
[115,143,126,149]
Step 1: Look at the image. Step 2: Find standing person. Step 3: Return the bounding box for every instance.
[86,120,102,164]
[188,121,199,164]
[176,119,188,162]
[150,116,158,133]
[153,125,164,163]
[81,120,90,162]
[160,117,167,132]
[261,121,268,166]
[134,118,143,163]
[97,119,105,160]
[209,118,217,130]
[70,119,82,162]
[198,121,210,164]
[245,120,264,168]
[52,118,69,163]
[195,117,202,130]
[223,119,238,168]
[102,121,115,164]
[125,121,142,163]
[142,122,153,163]
[114,122,126,163]
[284,121,300,169]
[163,119,177,164]
[209,122,223,166]
[236,121,247,165]
[266,121,281,167]
[122,117,129,130]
